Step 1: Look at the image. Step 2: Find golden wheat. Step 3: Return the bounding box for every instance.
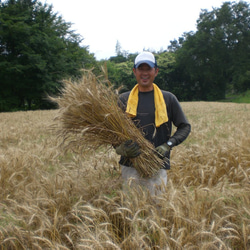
[50,70,164,178]
[0,101,249,249]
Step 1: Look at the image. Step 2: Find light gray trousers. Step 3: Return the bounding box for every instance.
[121,165,167,196]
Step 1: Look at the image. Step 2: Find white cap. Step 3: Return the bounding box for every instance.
[134,51,157,68]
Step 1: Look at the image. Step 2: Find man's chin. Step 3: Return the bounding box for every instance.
[139,81,150,85]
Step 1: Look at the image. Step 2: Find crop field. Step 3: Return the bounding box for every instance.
[0,102,249,249]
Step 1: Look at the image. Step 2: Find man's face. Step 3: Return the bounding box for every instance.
[133,63,159,92]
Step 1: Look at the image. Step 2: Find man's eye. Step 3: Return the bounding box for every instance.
[138,67,151,71]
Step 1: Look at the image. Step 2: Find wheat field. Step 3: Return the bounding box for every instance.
[0,102,249,249]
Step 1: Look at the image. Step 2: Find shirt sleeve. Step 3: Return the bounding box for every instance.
[118,91,130,111]
[164,92,191,147]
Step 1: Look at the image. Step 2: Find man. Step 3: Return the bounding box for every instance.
[115,51,191,195]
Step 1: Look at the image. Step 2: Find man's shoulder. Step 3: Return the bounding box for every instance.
[161,90,176,99]
[118,91,131,109]
[161,89,172,95]
[160,90,180,107]
[119,91,131,100]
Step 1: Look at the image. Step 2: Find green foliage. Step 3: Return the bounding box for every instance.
[106,60,136,91]
[109,54,127,63]
[155,51,176,91]
[0,0,96,111]
[168,1,250,101]
[224,90,250,103]
[106,0,250,103]
[1,0,250,110]
[105,51,177,94]
[104,53,136,91]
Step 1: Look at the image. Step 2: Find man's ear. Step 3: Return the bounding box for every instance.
[155,67,159,76]
[133,68,136,75]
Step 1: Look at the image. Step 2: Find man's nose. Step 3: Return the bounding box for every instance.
[141,68,150,73]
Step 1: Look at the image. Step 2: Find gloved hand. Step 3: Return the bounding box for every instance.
[155,143,171,159]
[115,140,141,158]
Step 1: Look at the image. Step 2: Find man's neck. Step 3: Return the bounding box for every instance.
[138,84,154,92]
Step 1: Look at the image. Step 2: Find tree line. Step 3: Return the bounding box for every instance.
[0,0,249,111]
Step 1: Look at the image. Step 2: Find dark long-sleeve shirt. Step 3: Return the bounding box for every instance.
[118,89,191,169]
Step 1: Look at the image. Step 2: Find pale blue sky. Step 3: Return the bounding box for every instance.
[41,0,230,60]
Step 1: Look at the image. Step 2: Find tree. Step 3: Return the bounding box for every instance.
[0,0,96,111]
[106,60,135,91]
[226,1,250,92]
[154,52,176,91]
[196,1,250,95]
[170,1,250,101]
[115,40,122,56]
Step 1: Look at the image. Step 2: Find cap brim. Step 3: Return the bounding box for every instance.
[135,60,155,68]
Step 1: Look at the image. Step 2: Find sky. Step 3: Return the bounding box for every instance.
[41,0,229,60]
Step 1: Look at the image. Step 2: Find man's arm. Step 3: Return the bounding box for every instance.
[168,123,191,146]
[164,91,191,147]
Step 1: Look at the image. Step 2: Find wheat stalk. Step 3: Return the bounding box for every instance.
[1,101,249,249]
[51,70,164,178]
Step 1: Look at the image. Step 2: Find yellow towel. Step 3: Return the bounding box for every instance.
[126,83,168,127]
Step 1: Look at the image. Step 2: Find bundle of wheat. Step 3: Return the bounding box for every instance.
[52,70,164,177]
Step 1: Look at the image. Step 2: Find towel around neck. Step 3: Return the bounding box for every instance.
[125,83,168,127]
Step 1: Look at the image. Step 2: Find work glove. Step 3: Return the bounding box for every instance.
[115,140,141,158]
[155,143,171,159]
